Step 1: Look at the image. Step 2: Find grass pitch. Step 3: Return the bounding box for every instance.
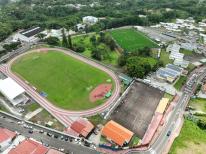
[110,28,158,52]
[12,51,114,110]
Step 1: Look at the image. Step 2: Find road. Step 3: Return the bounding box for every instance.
[128,67,206,154]
[0,114,98,154]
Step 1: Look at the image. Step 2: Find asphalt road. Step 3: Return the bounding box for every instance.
[0,116,98,154]
[129,67,206,154]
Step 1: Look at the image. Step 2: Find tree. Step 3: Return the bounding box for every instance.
[43,37,59,46]
[90,35,97,46]
[36,33,46,40]
[68,34,73,49]
[125,56,153,78]
[74,44,85,53]
[3,41,21,52]
[138,47,151,57]
[62,29,69,48]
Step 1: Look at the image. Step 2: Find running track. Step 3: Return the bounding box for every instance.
[0,48,121,128]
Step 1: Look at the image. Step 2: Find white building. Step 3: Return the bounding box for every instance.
[0,128,16,152]
[0,78,27,106]
[181,42,197,51]
[83,16,98,25]
[166,43,180,53]
[174,59,189,68]
[12,27,42,43]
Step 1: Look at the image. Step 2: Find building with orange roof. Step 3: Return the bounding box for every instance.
[101,120,134,146]
[155,98,169,114]
[0,128,17,152]
[66,118,94,138]
[8,139,48,154]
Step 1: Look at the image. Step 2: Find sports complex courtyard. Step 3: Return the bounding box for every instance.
[110,81,164,139]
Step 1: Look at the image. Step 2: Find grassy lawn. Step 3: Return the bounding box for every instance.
[72,34,119,66]
[31,109,65,131]
[164,93,174,102]
[0,105,9,112]
[189,98,206,112]
[12,51,114,110]
[110,28,158,52]
[24,103,41,112]
[129,136,140,147]
[187,63,196,73]
[160,50,173,66]
[180,49,194,56]
[174,76,187,91]
[88,114,105,126]
[169,120,206,154]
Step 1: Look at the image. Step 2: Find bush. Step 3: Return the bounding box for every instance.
[74,45,85,53]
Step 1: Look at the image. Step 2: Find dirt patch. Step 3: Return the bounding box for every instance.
[110,81,164,139]
[176,142,206,154]
[89,84,112,102]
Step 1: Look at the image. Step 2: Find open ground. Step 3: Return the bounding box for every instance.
[110,28,158,52]
[110,81,164,138]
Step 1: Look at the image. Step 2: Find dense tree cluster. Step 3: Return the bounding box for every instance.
[0,0,205,41]
[118,47,163,78]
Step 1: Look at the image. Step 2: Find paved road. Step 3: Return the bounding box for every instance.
[0,115,98,154]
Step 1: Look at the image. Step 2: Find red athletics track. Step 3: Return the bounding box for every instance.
[0,48,121,127]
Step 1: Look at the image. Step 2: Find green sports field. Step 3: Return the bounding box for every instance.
[110,28,158,52]
[11,51,114,110]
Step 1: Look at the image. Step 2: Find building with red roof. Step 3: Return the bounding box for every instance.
[8,139,48,154]
[0,128,17,152]
[66,118,94,138]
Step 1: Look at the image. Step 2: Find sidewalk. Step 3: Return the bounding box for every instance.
[25,108,43,120]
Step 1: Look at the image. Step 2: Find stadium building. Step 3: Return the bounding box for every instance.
[0,77,28,106]
[13,26,43,43]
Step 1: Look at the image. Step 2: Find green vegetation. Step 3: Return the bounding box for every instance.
[189,98,206,113]
[110,28,158,52]
[187,63,196,73]
[24,103,41,112]
[88,114,105,126]
[169,120,206,154]
[12,51,114,110]
[180,49,193,56]
[72,33,119,66]
[160,50,173,66]
[174,76,187,91]
[129,136,140,147]
[1,0,206,44]
[31,109,65,131]
[164,93,174,102]
[0,105,9,112]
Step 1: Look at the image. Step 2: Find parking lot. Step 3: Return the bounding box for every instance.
[110,81,164,139]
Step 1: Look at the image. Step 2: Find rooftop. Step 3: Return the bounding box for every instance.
[8,139,48,154]
[102,120,134,146]
[0,77,25,105]
[0,128,16,143]
[20,27,42,38]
